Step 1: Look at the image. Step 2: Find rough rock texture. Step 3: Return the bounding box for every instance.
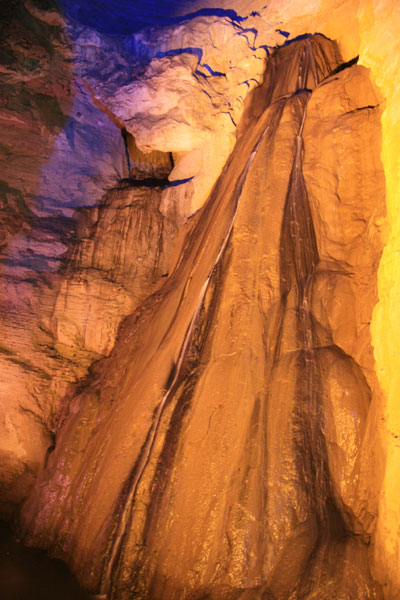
[0,0,74,519]
[53,183,177,358]
[82,0,366,216]
[2,0,400,598]
[97,18,269,149]
[63,4,400,592]
[19,36,385,600]
[80,1,400,594]
[357,4,400,597]
[0,175,176,519]
[84,15,271,215]
[0,0,175,518]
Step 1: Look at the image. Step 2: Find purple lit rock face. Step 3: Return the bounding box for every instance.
[0,1,392,600]
[0,0,171,518]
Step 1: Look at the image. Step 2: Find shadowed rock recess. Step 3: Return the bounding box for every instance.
[19,35,385,599]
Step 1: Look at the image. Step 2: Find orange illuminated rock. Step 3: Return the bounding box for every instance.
[19,36,385,600]
[2,1,400,598]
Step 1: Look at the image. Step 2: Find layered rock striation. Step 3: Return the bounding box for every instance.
[19,35,385,599]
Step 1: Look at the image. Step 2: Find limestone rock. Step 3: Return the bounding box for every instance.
[1,1,400,598]
[0,1,174,517]
[92,16,270,152]
[85,16,271,214]
[19,36,385,600]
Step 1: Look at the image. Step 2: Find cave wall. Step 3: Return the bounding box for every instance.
[16,31,387,599]
[1,0,400,598]
[357,3,400,595]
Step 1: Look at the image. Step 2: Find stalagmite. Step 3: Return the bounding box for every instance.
[16,33,386,599]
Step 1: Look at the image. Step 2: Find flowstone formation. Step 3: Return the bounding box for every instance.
[19,34,385,599]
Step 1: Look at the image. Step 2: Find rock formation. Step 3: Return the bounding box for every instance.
[0,0,174,521]
[15,32,384,599]
[1,0,400,599]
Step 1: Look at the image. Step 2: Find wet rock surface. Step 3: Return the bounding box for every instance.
[18,35,385,599]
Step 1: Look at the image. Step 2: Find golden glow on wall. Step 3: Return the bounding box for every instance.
[358,0,400,595]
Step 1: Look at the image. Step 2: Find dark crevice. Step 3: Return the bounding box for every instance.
[119,177,169,188]
[331,55,359,75]
[177,8,248,24]
[118,176,194,188]
[341,104,379,116]
[121,127,131,177]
